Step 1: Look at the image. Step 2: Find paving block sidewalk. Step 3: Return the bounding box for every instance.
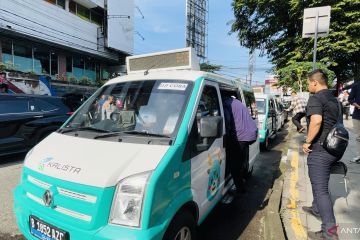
[281,119,360,240]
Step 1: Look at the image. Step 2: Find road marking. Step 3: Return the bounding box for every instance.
[287,150,307,239]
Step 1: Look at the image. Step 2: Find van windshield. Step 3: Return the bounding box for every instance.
[256,99,266,114]
[62,80,193,138]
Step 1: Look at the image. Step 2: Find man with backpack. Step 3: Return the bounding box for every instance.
[302,69,340,240]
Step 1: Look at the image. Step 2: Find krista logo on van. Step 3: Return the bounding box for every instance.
[38,157,54,171]
[38,157,82,174]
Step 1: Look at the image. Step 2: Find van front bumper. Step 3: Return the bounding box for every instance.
[14,185,166,240]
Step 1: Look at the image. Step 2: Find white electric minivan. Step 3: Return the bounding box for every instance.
[14,48,260,240]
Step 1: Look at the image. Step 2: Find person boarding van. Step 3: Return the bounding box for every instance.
[14,48,260,240]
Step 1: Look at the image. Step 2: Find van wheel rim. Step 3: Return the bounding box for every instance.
[175,226,191,240]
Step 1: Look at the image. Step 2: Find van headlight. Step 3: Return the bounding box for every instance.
[109,171,151,228]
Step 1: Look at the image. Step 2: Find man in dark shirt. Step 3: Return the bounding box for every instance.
[302,69,339,240]
[348,81,360,163]
[223,93,258,194]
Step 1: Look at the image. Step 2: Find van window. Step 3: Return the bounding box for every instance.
[256,99,266,114]
[198,86,221,117]
[184,85,221,159]
[64,80,193,139]
[243,90,257,119]
[0,99,29,114]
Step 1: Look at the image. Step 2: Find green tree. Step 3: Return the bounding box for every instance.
[231,0,360,82]
[200,62,222,73]
[276,62,335,92]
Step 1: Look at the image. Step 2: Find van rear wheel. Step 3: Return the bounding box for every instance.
[163,210,197,240]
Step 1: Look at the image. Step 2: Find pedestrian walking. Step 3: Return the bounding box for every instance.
[223,92,258,194]
[338,90,350,120]
[285,91,307,133]
[348,81,360,163]
[302,69,340,240]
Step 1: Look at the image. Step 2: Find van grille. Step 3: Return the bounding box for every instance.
[25,175,99,223]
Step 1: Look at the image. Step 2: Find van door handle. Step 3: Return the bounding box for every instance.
[34,115,43,118]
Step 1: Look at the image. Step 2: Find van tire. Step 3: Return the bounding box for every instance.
[260,135,269,151]
[163,210,197,240]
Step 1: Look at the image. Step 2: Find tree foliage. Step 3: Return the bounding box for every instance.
[231,0,360,82]
[200,62,222,73]
[276,62,335,92]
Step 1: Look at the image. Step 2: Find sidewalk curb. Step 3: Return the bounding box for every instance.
[264,129,292,240]
[264,177,286,240]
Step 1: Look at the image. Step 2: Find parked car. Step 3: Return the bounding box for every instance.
[0,94,71,157]
[255,93,278,151]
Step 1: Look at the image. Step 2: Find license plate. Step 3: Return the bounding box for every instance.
[29,216,69,240]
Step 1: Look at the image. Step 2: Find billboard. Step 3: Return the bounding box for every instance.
[107,0,134,54]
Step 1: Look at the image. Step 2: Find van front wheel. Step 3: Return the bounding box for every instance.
[163,211,197,240]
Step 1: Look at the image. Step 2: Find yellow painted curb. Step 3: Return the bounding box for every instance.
[287,150,307,239]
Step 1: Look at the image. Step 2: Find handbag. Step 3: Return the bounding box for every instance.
[323,101,349,157]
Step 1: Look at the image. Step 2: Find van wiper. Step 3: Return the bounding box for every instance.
[122,130,170,138]
[59,126,110,134]
[94,131,124,139]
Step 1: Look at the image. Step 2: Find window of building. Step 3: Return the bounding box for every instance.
[34,47,50,75]
[91,10,104,26]
[73,55,84,79]
[57,0,65,9]
[76,4,90,21]
[84,58,96,82]
[1,40,13,65]
[45,0,56,4]
[50,51,58,76]
[13,44,33,73]
[69,1,76,13]
[45,0,65,9]
[66,56,72,74]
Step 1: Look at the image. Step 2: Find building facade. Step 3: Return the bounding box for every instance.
[0,0,134,95]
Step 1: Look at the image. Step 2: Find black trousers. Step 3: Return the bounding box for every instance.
[307,143,339,231]
[292,112,306,130]
[227,140,250,192]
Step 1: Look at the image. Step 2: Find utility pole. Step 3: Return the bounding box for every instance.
[248,49,255,86]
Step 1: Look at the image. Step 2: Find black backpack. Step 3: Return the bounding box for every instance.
[323,101,349,158]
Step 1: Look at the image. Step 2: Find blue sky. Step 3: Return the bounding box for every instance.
[134,0,273,85]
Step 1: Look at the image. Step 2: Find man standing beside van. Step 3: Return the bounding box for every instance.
[286,91,307,133]
[302,69,339,240]
[223,93,258,194]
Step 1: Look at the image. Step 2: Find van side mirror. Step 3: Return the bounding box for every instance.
[196,116,223,151]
